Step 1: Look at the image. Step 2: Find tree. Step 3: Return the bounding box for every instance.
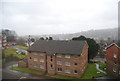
[16,37,26,46]
[31,38,35,42]
[46,37,48,40]
[49,37,53,40]
[72,35,86,40]
[40,37,44,40]
[72,35,99,61]
[2,29,17,42]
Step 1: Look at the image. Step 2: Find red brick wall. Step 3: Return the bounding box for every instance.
[106,45,119,61]
[18,61,27,68]
[106,44,120,78]
[47,44,88,78]
[28,52,47,72]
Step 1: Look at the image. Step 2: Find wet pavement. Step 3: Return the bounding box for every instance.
[95,75,119,81]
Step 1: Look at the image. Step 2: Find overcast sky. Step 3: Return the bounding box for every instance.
[0,0,119,36]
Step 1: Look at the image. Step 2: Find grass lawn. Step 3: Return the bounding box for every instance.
[81,63,105,79]
[4,47,17,56]
[47,75,76,79]
[15,54,28,59]
[97,62,106,72]
[9,63,105,81]
[4,47,28,60]
[10,67,44,75]
[48,63,105,80]
[16,45,28,50]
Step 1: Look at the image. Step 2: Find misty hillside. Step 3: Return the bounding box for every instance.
[24,27,118,41]
[49,28,118,41]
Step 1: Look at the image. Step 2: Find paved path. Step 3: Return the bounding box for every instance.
[95,63,106,74]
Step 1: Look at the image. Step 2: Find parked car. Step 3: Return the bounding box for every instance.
[16,51,25,55]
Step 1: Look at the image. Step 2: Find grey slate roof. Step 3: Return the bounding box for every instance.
[28,40,87,55]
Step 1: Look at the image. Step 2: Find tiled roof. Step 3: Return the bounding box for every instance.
[28,40,87,55]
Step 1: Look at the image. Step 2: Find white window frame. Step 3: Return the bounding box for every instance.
[74,55,79,58]
[65,55,70,58]
[56,54,62,58]
[57,61,62,65]
[40,65,44,69]
[113,67,116,72]
[34,58,37,61]
[113,54,117,58]
[40,53,44,56]
[34,64,38,68]
[65,69,70,74]
[65,62,70,66]
[40,59,44,62]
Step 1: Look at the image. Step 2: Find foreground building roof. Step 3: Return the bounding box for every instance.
[28,40,88,55]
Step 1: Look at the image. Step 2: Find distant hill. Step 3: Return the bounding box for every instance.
[49,28,118,41]
[22,27,118,42]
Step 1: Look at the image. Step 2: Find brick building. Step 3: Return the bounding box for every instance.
[18,59,28,68]
[105,43,120,78]
[27,40,88,78]
[0,35,7,48]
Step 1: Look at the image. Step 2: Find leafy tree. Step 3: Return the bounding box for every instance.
[46,37,48,40]
[2,29,17,42]
[72,35,99,61]
[49,37,53,40]
[72,35,86,40]
[31,38,35,42]
[40,37,44,40]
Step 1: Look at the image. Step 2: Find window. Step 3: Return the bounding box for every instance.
[40,59,44,62]
[50,59,52,62]
[51,64,53,68]
[29,57,32,59]
[56,54,62,58]
[40,53,44,56]
[113,54,117,58]
[114,62,117,65]
[74,70,78,74]
[50,64,53,70]
[57,68,62,72]
[34,64,38,68]
[65,69,70,73]
[34,53,37,55]
[74,63,78,66]
[57,61,62,65]
[40,65,44,69]
[113,67,116,72]
[74,55,79,58]
[51,56,52,58]
[34,58,37,61]
[65,55,70,58]
[65,62,70,66]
